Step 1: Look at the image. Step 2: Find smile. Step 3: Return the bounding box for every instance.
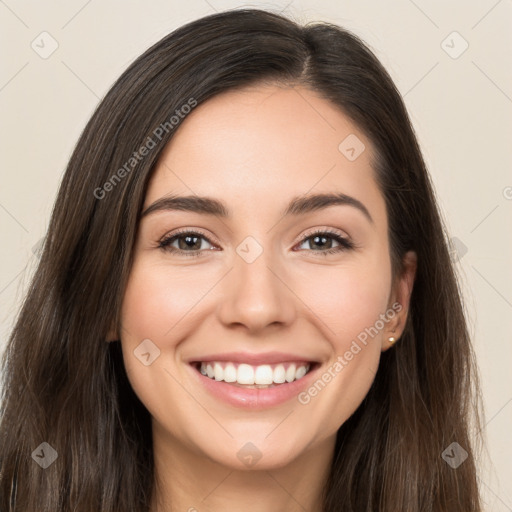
[196,361,311,388]
[188,353,320,409]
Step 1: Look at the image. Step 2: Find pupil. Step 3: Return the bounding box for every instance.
[313,235,330,249]
[180,235,200,250]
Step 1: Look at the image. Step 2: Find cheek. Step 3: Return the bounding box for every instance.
[292,259,392,430]
[292,258,392,346]
[295,288,387,439]
[120,261,210,344]
[118,262,208,435]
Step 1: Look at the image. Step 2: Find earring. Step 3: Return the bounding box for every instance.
[388,336,397,346]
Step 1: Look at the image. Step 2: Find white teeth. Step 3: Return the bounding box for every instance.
[197,361,311,386]
[273,364,286,383]
[285,364,296,383]
[237,364,254,384]
[214,362,223,381]
[223,363,237,383]
[254,365,273,385]
[295,366,307,379]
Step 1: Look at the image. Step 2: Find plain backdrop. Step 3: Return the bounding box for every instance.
[1,0,511,509]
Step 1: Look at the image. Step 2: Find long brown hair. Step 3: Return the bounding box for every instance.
[0,8,484,511]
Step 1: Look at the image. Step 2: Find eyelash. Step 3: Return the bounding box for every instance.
[158,228,355,258]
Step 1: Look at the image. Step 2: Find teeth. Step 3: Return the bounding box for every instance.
[295,365,307,379]
[224,363,237,383]
[237,364,254,384]
[198,361,311,386]
[254,365,273,385]
[214,362,223,381]
[285,364,296,383]
[273,365,286,383]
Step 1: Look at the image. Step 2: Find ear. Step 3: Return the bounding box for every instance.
[382,250,417,351]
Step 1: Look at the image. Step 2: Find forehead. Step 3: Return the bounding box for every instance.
[144,84,386,226]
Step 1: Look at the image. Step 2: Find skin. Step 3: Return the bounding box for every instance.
[110,84,417,511]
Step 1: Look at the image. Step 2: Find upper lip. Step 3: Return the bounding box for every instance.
[188,351,319,366]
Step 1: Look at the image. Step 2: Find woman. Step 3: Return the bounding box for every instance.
[0,8,484,511]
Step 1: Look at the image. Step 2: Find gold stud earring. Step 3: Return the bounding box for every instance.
[388,336,397,346]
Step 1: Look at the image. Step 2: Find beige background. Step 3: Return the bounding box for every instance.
[1,0,511,509]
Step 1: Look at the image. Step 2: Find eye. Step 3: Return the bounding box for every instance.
[158,228,355,258]
[158,229,217,258]
[294,229,355,256]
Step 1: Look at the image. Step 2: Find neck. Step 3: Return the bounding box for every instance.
[150,422,335,512]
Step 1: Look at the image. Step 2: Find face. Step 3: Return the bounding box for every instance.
[117,84,415,471]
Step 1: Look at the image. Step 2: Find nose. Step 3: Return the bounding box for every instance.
[216,248,296,333]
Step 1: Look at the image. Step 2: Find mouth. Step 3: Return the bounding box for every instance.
[188,357,320,409]
[191,360,316,388]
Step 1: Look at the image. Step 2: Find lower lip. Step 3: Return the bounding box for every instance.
[188,363,319,409]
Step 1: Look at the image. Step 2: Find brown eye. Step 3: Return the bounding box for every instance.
[295,230,354,256]
[159,230,216,257]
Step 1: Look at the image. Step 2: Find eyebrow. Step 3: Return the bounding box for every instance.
[141,192,373,224]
